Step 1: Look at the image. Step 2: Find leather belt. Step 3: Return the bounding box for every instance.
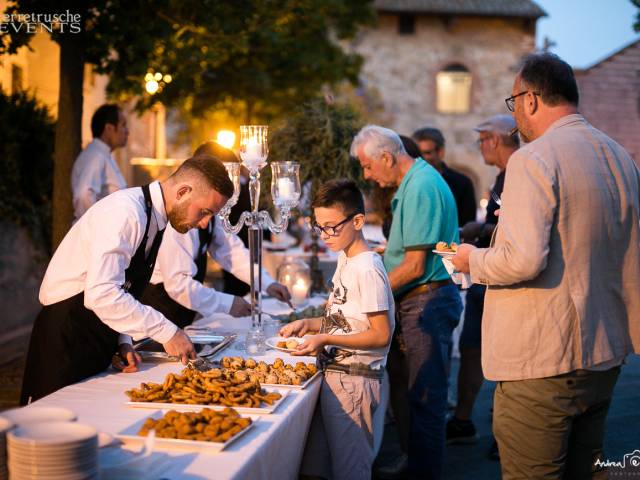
[323,362,384,380]
[397,279,453,302]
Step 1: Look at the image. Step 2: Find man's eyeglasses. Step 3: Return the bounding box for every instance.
[312,214,356,237]
[504,91,539,112]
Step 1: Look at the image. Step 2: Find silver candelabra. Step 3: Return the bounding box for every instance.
[217,125,301,353]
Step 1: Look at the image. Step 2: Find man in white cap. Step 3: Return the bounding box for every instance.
[447,115,519,454]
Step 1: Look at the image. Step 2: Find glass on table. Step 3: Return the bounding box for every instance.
[244,327,266,355]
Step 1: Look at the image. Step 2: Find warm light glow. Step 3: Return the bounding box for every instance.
[163,74,172,83]
[479,198,488,209]
[154,72,163,81]
[436,69,472,114]
[144,72,154,82]
[216,130,236,149]
[145,80,159,95]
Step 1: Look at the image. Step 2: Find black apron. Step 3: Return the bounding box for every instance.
[138,219,215,329]
[20,185,164,405]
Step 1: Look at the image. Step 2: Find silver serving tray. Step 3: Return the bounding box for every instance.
[134,332,236,362]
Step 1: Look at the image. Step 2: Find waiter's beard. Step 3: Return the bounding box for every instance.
[168,201,194,234]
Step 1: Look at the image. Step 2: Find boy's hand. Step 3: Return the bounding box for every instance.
[292,334,327,356]
[279,319,309,338]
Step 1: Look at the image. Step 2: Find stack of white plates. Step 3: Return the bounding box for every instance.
[0,406,76,426]
[0,417,14,480]
[7,422,98,480]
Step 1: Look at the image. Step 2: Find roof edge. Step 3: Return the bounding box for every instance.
[579,37,640,71]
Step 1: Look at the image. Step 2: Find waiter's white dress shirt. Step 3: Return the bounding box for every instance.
[71,138,127,221]
[40,181,178,345]
[150,221,275,316]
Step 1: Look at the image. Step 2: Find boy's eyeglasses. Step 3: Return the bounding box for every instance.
[311,214,356,237]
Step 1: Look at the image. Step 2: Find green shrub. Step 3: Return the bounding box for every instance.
[0,91,55,250]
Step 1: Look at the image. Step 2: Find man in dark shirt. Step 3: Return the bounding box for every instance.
[447,115,519,449]
[412,127,477,226]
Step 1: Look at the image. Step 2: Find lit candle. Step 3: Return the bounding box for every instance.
[242,137,263,168]
[291,278,308,305]
[277,178,296,201]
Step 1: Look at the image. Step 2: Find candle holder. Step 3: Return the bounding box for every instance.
[218,125,301,354]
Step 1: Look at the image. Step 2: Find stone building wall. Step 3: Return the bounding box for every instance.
[351,13,537,197]
[575,40,640,164]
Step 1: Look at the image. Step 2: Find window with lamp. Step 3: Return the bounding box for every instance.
[436,63,472,114]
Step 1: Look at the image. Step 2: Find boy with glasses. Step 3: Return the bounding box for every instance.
[280,179,394,480]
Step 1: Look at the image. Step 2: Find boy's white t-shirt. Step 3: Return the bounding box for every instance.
[322,250,395,370]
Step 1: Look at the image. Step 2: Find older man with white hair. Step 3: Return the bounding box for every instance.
[351,125,462,480]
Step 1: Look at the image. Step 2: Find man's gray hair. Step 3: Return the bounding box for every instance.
[350,125,407,160]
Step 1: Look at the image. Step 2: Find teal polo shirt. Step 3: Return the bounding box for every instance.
[383,159,460,296]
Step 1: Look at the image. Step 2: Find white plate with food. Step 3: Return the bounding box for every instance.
[116,409,257,454]
[265,336,314,353]
[431,249,456,258]
[216,357,321,389]
[125,388,289,415]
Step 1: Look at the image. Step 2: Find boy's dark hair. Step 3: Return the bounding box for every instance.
[193,141,240,163]
[519,53,579,107]
[172,154,234,199]
[91,104,121,138]
[311,179,365,217]
[411,127,445,149]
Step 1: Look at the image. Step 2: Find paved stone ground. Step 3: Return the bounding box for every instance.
[374,355,640,480]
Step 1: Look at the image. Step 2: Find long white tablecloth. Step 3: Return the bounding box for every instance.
[31,298,324,480]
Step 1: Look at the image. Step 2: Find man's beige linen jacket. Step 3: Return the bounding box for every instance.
[470,114,640,381]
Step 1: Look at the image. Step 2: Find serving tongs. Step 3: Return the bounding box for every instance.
[187,356,219,372]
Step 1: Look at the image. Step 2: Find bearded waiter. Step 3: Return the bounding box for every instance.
[21,154,234,404]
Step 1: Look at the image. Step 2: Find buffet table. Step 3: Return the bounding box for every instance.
[31,298,326,480]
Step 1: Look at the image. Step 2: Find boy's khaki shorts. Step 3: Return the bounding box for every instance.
[300,371,382,480]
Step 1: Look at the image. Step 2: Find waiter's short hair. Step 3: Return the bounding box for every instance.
[91,104,121,138]
[193,141,240,163]
[172,155,234,199]
[312,179,365,217]
[519,53,579,107]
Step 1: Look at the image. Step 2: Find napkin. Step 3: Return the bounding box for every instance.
[440,257,472,289]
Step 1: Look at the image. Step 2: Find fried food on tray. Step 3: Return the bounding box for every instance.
[125,368,282,407]
[138,407,251,443]
[215,357,318,386]
[435,241,458,253]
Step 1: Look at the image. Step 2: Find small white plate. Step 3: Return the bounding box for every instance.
[116,411,258,454]
[265,336,312,353]
[8,421,97,446]
[431,249,456,257]
[1,406,76,426]
[126,388,289,415]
